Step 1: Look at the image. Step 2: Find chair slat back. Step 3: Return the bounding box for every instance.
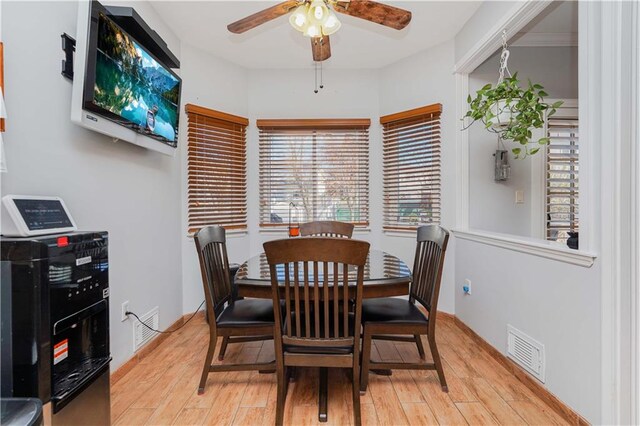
[264,238,369,347]
[194,226,234,320]
[299,221,355,238]
[410,225,449,316]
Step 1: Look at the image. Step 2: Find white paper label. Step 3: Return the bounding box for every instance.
[76,256,92,266]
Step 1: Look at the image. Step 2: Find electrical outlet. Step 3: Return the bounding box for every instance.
[463,279,471,295]
[121,301,130,322]
[515,190,525,204]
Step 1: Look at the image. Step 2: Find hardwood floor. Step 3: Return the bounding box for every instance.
[111,314,569,425]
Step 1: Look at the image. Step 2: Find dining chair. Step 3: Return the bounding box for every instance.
[360,225,450,393]
[299,220,355,238]
[194,226,275,395]
[264,237,370,426]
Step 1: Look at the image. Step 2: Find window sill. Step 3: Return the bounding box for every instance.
[353,228,371,234]
[259,228,290,235]
[452,229,597,268]
[186,229,248,239]
[384,230,417,238]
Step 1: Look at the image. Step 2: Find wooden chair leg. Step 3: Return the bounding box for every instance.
[428,334,448,392]
[360,327,372,393]
[352,356,362,426]
[275,364,287,426]
[414,334,426,360]
[218,336,230,361]
[198,331,217,395]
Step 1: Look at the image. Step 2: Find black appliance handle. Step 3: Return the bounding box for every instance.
[53,300,107,335]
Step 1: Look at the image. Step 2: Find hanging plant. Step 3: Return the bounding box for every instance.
[462,31,564,158]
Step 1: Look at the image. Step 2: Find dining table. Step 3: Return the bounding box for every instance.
[234,249,412,422]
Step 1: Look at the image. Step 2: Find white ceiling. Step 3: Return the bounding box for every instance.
[150,1,482,69]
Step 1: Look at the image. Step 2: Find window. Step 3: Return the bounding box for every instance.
[186,104,248,233]
[545,117,579,243]
[257,119,370,227]
[381,104,442,231]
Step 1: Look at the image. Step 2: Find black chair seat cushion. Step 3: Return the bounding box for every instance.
[216,299,275,327]
[362,298,428,324]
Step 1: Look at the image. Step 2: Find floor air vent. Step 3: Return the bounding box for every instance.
[507,325,545,383]
[134,307,159,352]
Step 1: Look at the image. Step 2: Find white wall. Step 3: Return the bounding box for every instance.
[1,1,183,369]
[178,43,249,314]
[454,1,519,64]
[468,46,579,237]
[473,47,579,100]
[378,40,457,313]
[454,6,601,423]
[455,243,601,421]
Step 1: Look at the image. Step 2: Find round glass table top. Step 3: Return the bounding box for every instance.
[235,249,411,283]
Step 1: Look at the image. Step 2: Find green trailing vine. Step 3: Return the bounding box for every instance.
[462,73,563,159]
[460,29,564,159]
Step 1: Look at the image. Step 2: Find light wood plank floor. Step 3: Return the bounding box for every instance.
[111,315,568,425]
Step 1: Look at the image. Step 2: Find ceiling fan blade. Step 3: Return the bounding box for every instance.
[311,36,331,61]
[228,0,300,34]
[333,1,411,30]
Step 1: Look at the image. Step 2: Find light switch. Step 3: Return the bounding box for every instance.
[515,190,525,204]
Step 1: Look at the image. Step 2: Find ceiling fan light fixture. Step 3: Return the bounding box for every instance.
[307,0,329,25]
[304,22,322,38]
[289,4,310,32]
[322,11,341,35]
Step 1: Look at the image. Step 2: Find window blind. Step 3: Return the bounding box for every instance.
[186,104,248,233]
[546,118,579,243]
[381,104,442,231]
[257,119,370,227]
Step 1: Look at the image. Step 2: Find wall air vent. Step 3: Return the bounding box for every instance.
[133,307,159,352]
[507,325,545,383]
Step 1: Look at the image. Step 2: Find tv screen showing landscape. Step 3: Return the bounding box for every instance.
[87,12,181,146]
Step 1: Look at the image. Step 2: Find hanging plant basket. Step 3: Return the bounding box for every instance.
[461,31,564,158]
[489,98,520,128]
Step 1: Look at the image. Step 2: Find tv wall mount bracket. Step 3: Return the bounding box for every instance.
[61,33,76,81]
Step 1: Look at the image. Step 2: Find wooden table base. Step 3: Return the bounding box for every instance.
[318,368,328,422]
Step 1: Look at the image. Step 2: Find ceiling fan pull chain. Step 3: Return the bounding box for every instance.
[320,47,324,89]
[314,61,319,94]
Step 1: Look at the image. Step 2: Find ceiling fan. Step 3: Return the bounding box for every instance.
[227,0,412,62]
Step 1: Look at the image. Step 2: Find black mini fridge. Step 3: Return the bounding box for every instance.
[1,231,111,425]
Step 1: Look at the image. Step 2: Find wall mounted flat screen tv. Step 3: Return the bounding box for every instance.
[82,2,181,147]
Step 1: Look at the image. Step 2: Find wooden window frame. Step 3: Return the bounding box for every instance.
[381,104,442,232]
[186,104,248,234]
[257,118,371,228]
